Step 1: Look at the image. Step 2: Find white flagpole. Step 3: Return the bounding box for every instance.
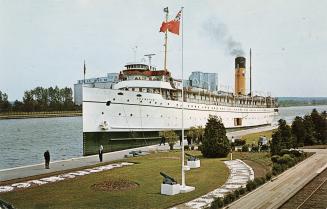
[181,6,185,188]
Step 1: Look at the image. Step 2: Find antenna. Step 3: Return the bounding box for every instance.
[250,48,252,96]
[144,54,156,69]
[132,46,138,62]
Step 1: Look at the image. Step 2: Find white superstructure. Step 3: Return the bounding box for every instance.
[83,62,277,134]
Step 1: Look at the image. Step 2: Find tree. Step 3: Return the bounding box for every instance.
[22,90,35,112]
[291,116,306,147]
[271,119,294,155]
[201,115,230,158]
[303,115,317,145]
[0,90,11,112]
[159,130,178,150]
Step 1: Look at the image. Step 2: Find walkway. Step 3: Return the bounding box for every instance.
[172,160,254,209]
[228,149,327,209]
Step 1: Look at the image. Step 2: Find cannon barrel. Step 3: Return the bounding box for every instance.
[160,172,177,185]
[185,153,194,157]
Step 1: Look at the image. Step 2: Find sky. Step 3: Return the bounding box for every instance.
[1,0,327,100]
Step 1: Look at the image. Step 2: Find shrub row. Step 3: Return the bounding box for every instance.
[210,176,270,209]
[271,151,306,175]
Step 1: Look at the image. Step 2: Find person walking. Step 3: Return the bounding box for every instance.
[160,136,165,146]
[99,145,104,162]
[44,150,50,169]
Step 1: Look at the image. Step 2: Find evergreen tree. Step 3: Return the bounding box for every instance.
[303,115,317,145]
[271,119,294,155]
[201,115,230,158]
[291,116,306,147]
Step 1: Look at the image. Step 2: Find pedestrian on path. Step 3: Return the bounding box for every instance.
[44,150,50,169]
[99,145,104,162]
[179,135,182,146]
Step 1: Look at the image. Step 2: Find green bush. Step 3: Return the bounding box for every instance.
[234,189,240,199]
[246,180,257,191]
[223,193,235,205]
[265,172,272,180]
[210,197,224,209]
[271,155,280,163]
[198,144,203,151]
[272,163,282,175]
[251,146,259,152]
[289,149,303,157]
[238,187,246,195]
[253,178,262,186]
[280,149,290,156]
[242,144,249,152]
[277,154,293,164]
[201,115,230,158]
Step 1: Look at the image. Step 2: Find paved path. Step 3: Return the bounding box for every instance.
[0,125,274,182]
[228,149,327,209]
[172,160,254,209]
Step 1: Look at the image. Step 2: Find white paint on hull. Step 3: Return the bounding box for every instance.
[83,87,275,133]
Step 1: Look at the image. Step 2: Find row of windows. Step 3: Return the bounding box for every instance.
[113,113,271,121]
[109,97,270,112]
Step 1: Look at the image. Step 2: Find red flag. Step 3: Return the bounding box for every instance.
[168,21,180,35]
[159,21,169,32]
[159,9,182,35]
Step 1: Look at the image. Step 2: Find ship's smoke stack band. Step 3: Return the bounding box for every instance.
[235,56,246,95]
[203,19,245,57]
[235,56,246,68]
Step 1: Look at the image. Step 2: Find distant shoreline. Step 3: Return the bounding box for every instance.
[0,111,82,120]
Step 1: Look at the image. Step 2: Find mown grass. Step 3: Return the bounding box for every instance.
[1,150,228,209]
[241,130,274,145]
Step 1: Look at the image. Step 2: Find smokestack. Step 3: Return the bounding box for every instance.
[235,56,246,95]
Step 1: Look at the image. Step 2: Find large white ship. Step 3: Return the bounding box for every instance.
[82,8,278,155]
[82,57,278,155]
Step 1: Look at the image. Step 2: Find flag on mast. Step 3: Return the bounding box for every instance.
[159,9,182,35]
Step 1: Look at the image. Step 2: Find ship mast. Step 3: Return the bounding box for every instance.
[163,7,169,71]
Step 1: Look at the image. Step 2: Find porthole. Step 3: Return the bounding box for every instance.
[118,92,123,95]
[127,99,130,102]
[106,101,111,106]
[130,114,133,116]
[113,98,115,101]
[118,113,121,116]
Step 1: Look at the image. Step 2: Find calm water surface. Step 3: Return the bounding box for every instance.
[0,105,326,169]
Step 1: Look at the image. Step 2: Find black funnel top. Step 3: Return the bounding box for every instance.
[235,57,246,68]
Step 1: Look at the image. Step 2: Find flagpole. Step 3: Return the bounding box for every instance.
[83,60,86,84]
[164,7,169,71]
[181,6,185,188]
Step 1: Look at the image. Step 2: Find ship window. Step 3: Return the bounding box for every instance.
[119,113,121,116]
[130,114,133,116]
[118,92,123,95]
[136,94,142,97]
[106,101,111,106]
[168,103,170,105]
[127,99,129,102]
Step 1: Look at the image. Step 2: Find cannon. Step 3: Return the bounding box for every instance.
[185,153,199,161]
[160,172,177,185]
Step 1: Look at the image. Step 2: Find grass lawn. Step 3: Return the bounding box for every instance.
[241,130,274,145]
[228,152,272,178]
[0,151,229,209]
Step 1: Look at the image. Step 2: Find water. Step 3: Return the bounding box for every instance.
[0,105,326,170]
[0,117,82,170]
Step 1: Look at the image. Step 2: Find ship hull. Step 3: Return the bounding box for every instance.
[83,87,276,155]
